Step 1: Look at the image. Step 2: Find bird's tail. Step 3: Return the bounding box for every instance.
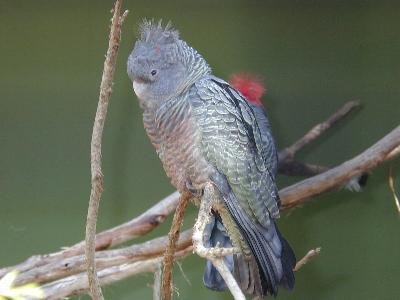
[202,209,295,297]
[209,173,296,297]
[202,211,233,291]
[203,211,264,296]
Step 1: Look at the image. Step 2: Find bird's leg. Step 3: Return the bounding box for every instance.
[192,183,239,258]
[192,183,245,300]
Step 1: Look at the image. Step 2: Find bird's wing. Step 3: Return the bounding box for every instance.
[190,76,280,226]
[249,103,278,177]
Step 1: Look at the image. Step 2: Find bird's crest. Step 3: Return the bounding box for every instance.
[138,19,179,46]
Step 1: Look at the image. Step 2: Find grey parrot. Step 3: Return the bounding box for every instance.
[127,20,295,298]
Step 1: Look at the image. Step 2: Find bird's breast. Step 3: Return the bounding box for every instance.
[143,96,214,192]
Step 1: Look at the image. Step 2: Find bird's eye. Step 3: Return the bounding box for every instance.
[151,70,157,76]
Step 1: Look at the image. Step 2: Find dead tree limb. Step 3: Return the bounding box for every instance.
[280,125,400,210]
[36,248,192,300]
[26,244,217,300]
[85,1,127,299]
[12,230,193,287]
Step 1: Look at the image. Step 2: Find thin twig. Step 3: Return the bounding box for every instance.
[279,100,360,162]
[85,1,127,299]
[161,192,191,300]
[293,247,321,272]
[388,166,400,213]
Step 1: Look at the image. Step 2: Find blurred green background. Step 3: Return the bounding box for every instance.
[1,0,399,299]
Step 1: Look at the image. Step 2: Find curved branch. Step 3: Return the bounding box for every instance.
[85,2,127,299]
[280,125,400,209]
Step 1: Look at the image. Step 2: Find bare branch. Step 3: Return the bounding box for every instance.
[280,125,400,210]
[85,1,127,298]
[161,192,191,300]
[279,100,360,162]
[13,230,193,287]
[0,192,179,280]
[293,247,321,272]
[37,248,192,300]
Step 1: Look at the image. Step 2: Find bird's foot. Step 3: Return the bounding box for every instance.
[186,180,204,198]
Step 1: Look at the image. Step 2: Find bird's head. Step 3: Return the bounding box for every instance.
[127,20,210,108]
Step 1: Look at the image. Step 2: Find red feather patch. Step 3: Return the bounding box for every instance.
[229,73,266,106]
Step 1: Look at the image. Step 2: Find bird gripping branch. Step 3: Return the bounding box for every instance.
[127,20,295,298]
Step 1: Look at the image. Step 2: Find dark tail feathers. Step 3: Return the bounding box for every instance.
[203,211,234,291]
[210,172,296,297]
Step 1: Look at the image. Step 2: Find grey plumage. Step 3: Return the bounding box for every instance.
[127,20,295,297]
